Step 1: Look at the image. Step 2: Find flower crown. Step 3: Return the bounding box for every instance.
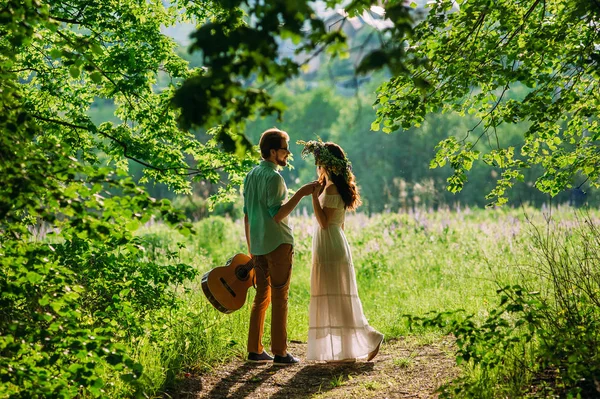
[297,139,352,177]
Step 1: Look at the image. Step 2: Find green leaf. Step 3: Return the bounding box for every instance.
[90,72,102,84]
[39,295,50,306]
[49,48,62,59]
[91,43,104,55]
[50,300,64,313]
[26,271,43,284]
[120,373,135,382]
[69,65,80,79]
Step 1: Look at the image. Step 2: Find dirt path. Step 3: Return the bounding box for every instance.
[169,336,460,399]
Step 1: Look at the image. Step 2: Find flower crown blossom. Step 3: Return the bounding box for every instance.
[297,139,352,177]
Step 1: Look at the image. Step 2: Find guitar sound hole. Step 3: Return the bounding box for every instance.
[219,278,236,297]
[235,265,250,281]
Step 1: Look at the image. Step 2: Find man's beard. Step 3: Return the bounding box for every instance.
[276,157,287,167]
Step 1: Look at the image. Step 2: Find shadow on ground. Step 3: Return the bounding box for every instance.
[167,360,375,398]
[268,363,375,399]
[165,338,460,398]
[205,363,271,398]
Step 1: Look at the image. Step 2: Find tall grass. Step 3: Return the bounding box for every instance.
[119,206,599,397]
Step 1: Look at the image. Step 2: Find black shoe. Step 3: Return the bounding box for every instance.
[247,351,274,363]
[273,353,300,366]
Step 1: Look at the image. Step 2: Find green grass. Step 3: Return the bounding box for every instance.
[116,206,600,397]
[362,380,383,390]
[329,373,345,388]
[392,356,415,368]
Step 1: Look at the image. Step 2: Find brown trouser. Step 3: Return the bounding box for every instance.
[247,243,293,356]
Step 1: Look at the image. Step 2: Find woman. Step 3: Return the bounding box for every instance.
[298,140,384,363]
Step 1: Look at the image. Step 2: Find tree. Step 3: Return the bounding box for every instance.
[171,0,414,147]
[178,0,599,205]
[370,0,600,204]
[4,0,255,197]
[0,0,239,396]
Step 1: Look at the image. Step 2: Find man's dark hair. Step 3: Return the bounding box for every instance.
[259,128,289,159]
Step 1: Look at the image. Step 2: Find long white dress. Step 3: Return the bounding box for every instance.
[306,192,384,361]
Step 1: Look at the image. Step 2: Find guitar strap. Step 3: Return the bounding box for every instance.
[251,258,257,289]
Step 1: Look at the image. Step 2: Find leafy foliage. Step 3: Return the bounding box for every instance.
[406,286,545,396]
[172,0,414,152]
[373,0,600,204]
[6,0,252,195]
[175,0,599,205]
[0,0,221,396]
[406,214,600,397]
[4,0,600,396]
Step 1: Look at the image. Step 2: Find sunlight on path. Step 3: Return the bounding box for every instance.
[171,338,459,399]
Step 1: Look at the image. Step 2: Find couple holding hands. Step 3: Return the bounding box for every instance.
[243,128,383,365]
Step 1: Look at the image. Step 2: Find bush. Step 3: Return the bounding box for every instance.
[0,173,197,398]
[407,211,600,398]
[172,195,243,221]
[526,213,600,396]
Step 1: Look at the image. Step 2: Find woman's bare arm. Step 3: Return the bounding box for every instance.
[312,185,339,229]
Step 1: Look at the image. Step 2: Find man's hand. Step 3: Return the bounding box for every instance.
[273,180,321,223]
[297,181,320,197]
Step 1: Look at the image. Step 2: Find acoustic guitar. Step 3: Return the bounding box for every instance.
[201,253,256,314]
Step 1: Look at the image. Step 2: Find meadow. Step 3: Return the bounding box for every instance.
[108,204,600,397]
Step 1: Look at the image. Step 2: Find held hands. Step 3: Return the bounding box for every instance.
[298,180,321,197]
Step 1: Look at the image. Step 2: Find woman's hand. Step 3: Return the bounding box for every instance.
[313,180,325,198]
[298,181,320,197]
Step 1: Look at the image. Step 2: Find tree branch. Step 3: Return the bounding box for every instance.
[7,67,42,74]
[442,11,486,63]
[49,15,82,25]
[31,114,205,177]
[48,3,87,25]
[54,29,138,110]
[500,0,543,47]
[467,81,511,149]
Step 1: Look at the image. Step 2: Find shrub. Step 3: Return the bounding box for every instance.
[172,195,243,221]
[0,172,197,398]
[406,211,600,398]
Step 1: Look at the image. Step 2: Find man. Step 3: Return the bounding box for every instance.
[243,128,319,365]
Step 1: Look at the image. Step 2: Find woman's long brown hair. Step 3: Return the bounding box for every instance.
[317,143,362,211]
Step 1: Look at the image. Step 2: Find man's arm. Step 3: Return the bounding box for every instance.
[242,173,251,255]
[273,181,319,223]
